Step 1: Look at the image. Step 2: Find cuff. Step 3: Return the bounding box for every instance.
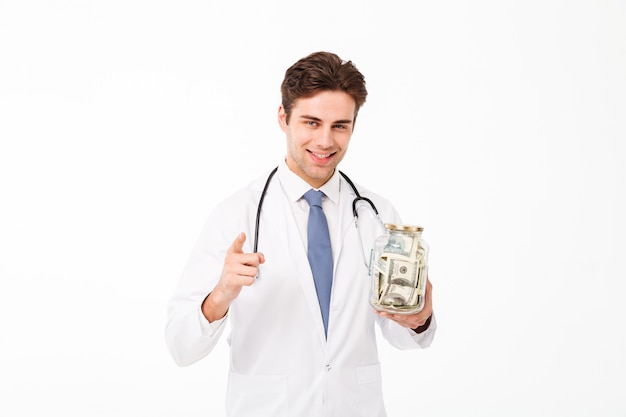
[198,304,227,337]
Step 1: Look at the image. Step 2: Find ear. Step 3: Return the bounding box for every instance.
[277,104,288,132]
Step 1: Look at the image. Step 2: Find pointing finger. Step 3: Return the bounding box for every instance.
[228,232,246,254]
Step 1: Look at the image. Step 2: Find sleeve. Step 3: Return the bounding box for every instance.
[411,313,437,346]
[376,313,437,350]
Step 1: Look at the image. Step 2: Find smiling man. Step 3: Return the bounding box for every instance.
[166,51,436,417]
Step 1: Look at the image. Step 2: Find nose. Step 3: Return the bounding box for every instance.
[314,127,334,148]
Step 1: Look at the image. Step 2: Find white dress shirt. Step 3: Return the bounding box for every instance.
[276,158,341,257]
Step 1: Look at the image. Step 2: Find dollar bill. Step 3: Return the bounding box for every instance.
[382,233,417,258]
[388,257,419,286]
[373,252,427,311]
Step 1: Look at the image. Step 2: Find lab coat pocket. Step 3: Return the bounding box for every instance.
[226,372,288,417]
[357,363,387,416]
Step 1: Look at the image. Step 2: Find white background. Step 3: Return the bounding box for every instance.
[1,1,625,416]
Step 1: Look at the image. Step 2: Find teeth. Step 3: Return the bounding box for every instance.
[312,152,331,158]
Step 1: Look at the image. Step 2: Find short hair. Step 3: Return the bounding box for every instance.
[280,51,368,124]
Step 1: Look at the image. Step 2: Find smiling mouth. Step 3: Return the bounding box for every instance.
[309,151,335,159]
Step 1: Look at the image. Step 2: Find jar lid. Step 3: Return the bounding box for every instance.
[384,223,423,232]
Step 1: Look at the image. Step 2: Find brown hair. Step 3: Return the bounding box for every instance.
[280,51,368,124]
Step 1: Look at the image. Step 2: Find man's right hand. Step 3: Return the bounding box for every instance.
[201,232,265,322]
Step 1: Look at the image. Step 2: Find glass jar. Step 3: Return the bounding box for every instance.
[370,224,429,314]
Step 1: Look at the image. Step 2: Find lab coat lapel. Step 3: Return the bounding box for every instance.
[335,176,386,269]
[335,177,360,271]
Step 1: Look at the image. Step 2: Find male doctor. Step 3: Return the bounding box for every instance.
[165,51,436,417]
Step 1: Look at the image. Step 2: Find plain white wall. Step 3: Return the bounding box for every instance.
[1,1,625,416]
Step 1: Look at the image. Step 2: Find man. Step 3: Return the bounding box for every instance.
[165,51,436,417]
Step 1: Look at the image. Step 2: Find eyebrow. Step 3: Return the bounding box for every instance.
[299,115,353,125]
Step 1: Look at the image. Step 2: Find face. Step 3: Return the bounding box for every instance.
[278,90,356,188]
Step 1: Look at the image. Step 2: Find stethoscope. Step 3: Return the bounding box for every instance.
[253,166,382,266]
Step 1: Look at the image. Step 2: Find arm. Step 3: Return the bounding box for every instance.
[165,214,264,366]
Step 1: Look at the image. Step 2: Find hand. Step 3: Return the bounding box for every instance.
[375,277,433,330]
[201,232,265,322]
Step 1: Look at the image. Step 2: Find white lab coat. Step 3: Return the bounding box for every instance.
[165,164,436,417]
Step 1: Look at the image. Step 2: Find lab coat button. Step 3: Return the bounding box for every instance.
[325,364,331,371]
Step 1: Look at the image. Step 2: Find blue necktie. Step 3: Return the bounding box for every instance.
[303,189,333,337]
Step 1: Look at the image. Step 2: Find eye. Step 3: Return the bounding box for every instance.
[333,124,348,130]
[305,120,318,127]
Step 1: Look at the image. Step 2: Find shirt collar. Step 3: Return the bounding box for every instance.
[277,159,340,205]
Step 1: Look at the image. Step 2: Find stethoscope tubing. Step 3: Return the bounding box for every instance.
[253,166,379,253]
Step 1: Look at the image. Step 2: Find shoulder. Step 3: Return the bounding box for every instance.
[211,169,275,215]
[202,168,279,245]
[196,168,278,252]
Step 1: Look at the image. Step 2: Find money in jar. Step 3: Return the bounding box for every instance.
[369,224,429,314]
